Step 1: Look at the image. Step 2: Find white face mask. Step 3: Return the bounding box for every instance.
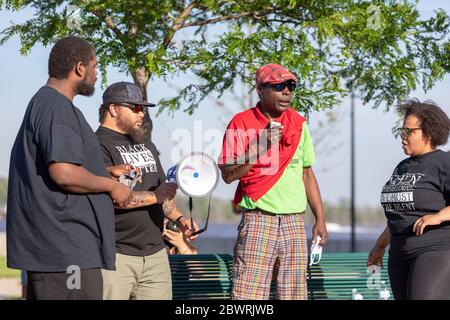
[309,235,323,266]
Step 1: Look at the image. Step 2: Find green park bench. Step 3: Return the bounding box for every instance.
[169,252,392,300]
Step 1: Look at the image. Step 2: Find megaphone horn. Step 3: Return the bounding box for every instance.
[167,152,219,198]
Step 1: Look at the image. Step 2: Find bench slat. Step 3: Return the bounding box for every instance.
[170,253,391,300]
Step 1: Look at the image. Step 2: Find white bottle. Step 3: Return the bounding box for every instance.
[379,281,391,300]
[351,288,364,300]
[270,121,281,128]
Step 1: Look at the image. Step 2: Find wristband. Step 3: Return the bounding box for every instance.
[175,216,185,224]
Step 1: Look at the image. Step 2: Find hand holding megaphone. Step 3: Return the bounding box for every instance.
[154,183,178,204]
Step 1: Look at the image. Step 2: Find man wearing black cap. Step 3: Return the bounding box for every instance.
[96,82,197,300]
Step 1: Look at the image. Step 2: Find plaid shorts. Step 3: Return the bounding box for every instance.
[231,210,308,300]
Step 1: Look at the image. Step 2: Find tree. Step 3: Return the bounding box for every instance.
[1,0,449,127]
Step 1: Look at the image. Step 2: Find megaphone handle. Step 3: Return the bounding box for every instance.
[189,194,212,236]
[204,194,211,230]
[188,196,194,234]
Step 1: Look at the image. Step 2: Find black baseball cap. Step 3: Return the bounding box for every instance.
[102,82,156,107]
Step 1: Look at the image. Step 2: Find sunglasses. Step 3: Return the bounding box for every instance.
[396,127,422,138]
[119,103,145,113]
[262,81,297,92]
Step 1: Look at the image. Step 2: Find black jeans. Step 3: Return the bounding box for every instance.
[388,250,450,300]
[27,268,103,300]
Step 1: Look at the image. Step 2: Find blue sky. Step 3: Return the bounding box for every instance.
[0,1,449,207]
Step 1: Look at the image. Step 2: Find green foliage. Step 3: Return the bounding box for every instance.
[0,256,20,278]
[1,0,449,114]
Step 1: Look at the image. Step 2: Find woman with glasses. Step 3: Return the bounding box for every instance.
[367,99,450,300]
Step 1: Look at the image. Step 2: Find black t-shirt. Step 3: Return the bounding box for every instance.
[7,86,116,272]
[96,126,167,256]
[381,149,450,257]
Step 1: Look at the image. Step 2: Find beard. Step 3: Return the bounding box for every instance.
[116,113,146,144]
[77,77,95,96]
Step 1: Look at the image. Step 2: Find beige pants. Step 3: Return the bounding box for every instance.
[102,248,172,300]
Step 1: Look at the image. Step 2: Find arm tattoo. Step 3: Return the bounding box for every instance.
[162,198,178,220]
[115,191,156,209]
[220,127,282,183]
[224,163,252,179]
[130,192,147,207]
[221,147,259,181]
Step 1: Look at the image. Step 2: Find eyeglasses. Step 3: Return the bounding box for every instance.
[396,127,422,138]
[119,103,145,113]
[262,81,297,92]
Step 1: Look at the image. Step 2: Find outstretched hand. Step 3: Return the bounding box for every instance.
[367,245,385,267]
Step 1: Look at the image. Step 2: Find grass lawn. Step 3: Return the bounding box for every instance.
[0,256,20,278]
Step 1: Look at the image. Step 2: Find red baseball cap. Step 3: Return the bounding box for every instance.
[255,63,297,87]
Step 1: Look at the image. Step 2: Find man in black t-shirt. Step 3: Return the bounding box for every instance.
[7,37,132,300]
[96,82,198,300]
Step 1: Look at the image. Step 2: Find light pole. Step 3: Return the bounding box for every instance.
[350,92,356,252]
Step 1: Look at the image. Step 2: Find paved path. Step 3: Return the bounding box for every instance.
[0,232,21,299]
[0,232,5,256]
[0,278,21,299]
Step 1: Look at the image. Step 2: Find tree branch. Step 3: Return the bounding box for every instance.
[180,8,278,28]
[163,2,198,49]
[128,22,138,38]
[104,15,123,38]
[80,1,125,40]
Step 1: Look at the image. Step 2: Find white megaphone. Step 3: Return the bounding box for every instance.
[166,152,219,198]
[167,152,219,236]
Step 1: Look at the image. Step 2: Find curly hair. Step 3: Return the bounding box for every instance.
[397,98,450,148]
[48,36,94,79]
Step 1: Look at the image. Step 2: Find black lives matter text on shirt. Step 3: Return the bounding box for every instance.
[96,126,167,256]
[380,149,450,257]
[113,143,160,174]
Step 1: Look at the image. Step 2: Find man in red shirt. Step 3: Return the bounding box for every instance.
[219,63,328,300]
